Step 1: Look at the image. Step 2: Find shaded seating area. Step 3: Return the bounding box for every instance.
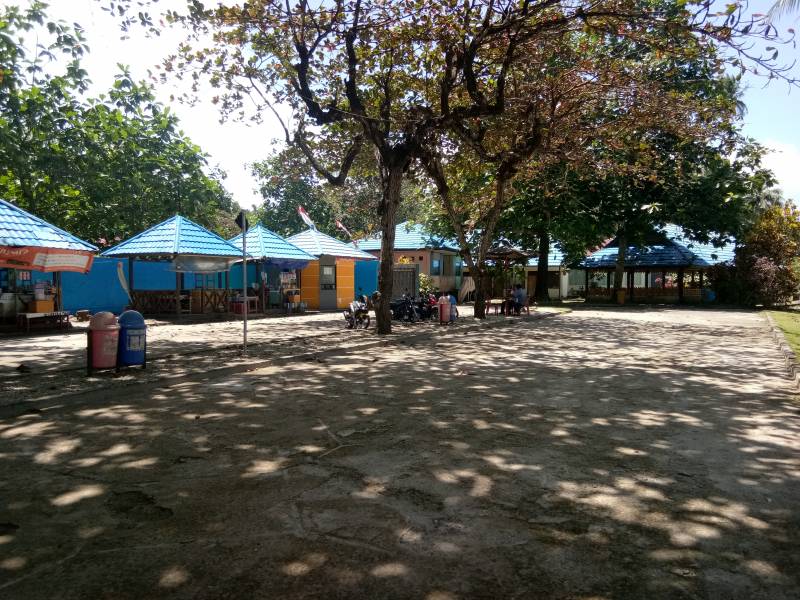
[579,225,734,303]
[101,216,245,316]
[0,199,97,331]
[228,224,315,313]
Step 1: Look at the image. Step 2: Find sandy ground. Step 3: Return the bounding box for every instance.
[0,309,484,406]
[0,307,798,599]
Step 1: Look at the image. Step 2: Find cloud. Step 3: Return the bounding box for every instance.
[762,140,800,203]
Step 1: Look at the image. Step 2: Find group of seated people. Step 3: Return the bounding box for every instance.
[500,284,528,315]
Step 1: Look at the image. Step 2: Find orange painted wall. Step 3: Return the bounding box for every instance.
[336,259,355,309]
[300,262,320,309]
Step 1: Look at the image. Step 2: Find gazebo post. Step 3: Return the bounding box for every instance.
[261,259,266,313]
[175,270,181,316]
[678,268,685,303]
[128,257,135,309]
[584,268,589,299]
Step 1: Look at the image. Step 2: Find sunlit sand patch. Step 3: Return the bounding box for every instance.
[159,566,189,588]
[0,556,27,570]
[370,562,408,577]
[282,553,327,576]
[51,484,105,507]
[242,458,289,477]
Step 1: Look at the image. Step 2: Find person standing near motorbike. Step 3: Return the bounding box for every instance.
[448,290,458,322]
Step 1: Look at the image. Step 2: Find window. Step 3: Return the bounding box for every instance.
[321,265,336,290]
[431,253,442,276]
[193,273,216,289]
[454,256,463,276]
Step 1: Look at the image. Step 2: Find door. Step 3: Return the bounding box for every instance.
[319,256,337,310]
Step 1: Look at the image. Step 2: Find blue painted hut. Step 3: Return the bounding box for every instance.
[228,224,316,309]
[102,215,245,315]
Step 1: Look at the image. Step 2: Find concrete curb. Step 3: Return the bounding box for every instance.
[763,312,800,391]
[1,310,563,412]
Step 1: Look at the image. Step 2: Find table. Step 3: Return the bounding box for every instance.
[17,311,70,333]
[231,296,259,314]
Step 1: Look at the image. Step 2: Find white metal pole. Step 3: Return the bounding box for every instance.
[242,214,248,355]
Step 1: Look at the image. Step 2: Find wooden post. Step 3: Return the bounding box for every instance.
[678,268,684,303]
[661,271,666,289]
[584,268,589,299]
[175,271,181,316]
[644,269,649,289]
[699,270,704,290]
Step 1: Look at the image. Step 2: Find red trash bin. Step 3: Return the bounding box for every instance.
[87,312,120,374]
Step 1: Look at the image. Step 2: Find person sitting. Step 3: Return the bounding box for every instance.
[513,284,527,315]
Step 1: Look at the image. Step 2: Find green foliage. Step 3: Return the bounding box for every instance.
[251,146,424,240]
[0,3,234,244]
[418,273,434,296]
[710,204,800,306]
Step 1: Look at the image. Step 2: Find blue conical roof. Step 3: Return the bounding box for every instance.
[229,224,315,262]
[287,229,376,260]
[101,215,244,258]
[0,199,97,251]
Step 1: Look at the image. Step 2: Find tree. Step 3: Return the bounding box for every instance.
[419,2,769,313]
[251,146,424,240]
[769,0,800,21]
[108,0,795,326]
[0,4,234,243]
[711,203,800,306]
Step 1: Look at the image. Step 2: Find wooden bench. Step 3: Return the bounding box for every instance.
[17,311,70,333]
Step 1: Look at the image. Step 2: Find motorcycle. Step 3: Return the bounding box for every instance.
[416,293,439,321]
[343,294,372,329]
[390,293,419,322]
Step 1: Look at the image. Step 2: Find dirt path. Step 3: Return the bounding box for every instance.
[0,308,798,599]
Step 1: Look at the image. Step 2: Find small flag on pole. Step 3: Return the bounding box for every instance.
[336,219,357,246]
[235,210,249,232]
[297,206,317,231]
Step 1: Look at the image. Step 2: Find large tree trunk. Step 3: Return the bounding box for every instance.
[613,229,626,300]
[375,164,404,334]
[535,221,550,302]
[473,265,490,318]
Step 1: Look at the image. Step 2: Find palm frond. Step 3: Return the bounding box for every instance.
[769,0,800,21]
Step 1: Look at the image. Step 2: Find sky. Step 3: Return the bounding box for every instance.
[13,1,800,208]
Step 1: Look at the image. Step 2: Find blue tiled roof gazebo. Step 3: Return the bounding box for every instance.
[579,224,735,303]
[229,224,316,310]
[0,199,97,273]
[229,224,314,268]
[102,215,246,315]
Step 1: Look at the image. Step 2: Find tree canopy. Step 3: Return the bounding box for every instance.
[0,2,235,245]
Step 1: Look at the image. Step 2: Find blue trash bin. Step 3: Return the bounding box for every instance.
[117,310,147,369]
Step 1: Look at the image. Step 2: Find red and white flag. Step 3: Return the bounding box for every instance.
[297,205,317,230]
[336,219,354,240]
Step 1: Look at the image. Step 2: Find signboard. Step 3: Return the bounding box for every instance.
[0,246,95,273]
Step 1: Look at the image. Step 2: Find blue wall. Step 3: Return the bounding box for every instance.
[61,258,260,314]
[355,261,379,297]
[4,259,265,315]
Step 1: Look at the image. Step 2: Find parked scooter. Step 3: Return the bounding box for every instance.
[416,293,439,321]
[390,293,419,322]
[343,293,372,329]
